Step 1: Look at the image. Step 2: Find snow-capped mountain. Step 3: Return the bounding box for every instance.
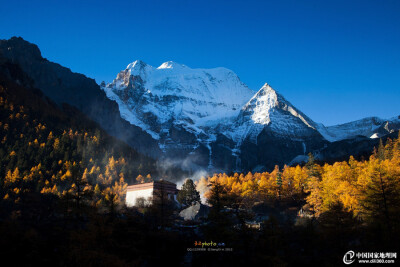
[317,116,400,141]
[102,60,254,141]
[228,83,319,143]
[102,60,400,172]
[101,60,326,171]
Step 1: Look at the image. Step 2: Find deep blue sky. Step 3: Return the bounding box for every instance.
[1,0,399,125]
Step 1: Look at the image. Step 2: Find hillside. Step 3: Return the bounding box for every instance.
[0,60,173,188]
[0,37,161,158]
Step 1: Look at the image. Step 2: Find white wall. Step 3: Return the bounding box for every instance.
[126,188,153,207]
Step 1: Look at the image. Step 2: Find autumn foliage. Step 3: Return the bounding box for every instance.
[0,81,155,214]
[200,135,400,226]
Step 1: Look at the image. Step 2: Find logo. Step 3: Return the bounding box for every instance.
[194,241,225,248]
[343,250,396,264]
[344,250,356,264]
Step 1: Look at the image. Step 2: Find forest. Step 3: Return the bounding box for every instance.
[0,73,399,266]
[0,75,188,266]
[200,136,400,227]
[191,135,400,266]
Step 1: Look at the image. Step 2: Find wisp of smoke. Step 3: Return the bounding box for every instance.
[156,155,212,204]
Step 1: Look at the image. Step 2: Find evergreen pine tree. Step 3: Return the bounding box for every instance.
[276,169,282,200]
[177,178,200,206]
[306,152,320,179]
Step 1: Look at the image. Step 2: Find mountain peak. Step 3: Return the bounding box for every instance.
[262,82,270,88]
[0,36,43,62]
[124,60,154,78]
[259,82,277,94]
[126,60,148,70]
[157,61,188,70]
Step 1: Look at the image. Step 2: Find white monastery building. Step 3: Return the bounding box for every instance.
[125,179,179,207]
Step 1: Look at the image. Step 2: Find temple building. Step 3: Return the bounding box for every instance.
[125,179,179,207]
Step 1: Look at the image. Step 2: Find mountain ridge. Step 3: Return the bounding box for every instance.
[1,37,399,172]
[103,58,400,171]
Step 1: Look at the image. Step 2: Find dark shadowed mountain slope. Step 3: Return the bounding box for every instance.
[0,37,160,158]
[0,63,164,184]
